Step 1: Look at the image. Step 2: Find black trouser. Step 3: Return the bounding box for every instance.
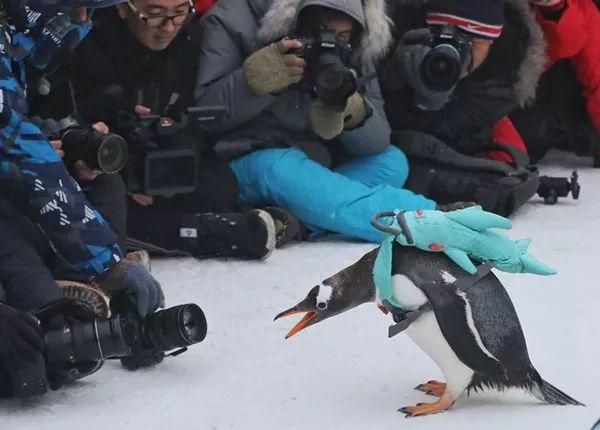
[126,160,239,252]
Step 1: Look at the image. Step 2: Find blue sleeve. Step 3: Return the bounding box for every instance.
[0,106,122,279]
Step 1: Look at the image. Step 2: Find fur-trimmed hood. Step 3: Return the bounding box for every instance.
[256,0,393,66]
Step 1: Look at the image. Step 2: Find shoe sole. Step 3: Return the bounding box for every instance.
[254,209,276,260]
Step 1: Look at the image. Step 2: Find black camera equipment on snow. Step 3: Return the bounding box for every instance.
[537,171,581,204]
[118,106,226,197]
[291,28,357,109]
[9,298,207,398]
[420,24,472,92]
[34,116,129,174]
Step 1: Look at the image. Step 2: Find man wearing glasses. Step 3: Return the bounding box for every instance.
[35,0,293,260]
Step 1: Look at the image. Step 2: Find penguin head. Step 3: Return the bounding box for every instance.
[275,248,377,338]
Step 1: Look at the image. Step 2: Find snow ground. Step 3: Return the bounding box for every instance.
[1,150,599,430]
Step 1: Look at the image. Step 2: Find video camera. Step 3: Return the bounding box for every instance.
[118,106,226,197]
[34,116,129,175]
[291,28,357,110]
[420,25,472,92]
[9,299,207,398]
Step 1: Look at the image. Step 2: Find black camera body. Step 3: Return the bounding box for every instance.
[119,106,226,197]
[9,299,207,398]
[291,29,357,109]
[421,25,472,92]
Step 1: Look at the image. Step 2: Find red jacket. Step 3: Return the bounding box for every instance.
[535,0,600,133]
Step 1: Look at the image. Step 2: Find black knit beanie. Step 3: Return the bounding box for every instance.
[426,0,505,39]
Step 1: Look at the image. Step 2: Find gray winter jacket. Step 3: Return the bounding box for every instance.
[195,0,394,166]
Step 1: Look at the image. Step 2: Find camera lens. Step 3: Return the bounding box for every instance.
[97,134,128,174]
[421,44,461,91]
[142,304,207,351]
[45,316,131,364]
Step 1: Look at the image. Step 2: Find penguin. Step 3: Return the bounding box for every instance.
[275,244,583,417]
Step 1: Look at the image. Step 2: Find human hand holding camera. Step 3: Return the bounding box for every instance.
[309,92,367,140]
[244,38,306,95]
[52,121,110,181]
[95,260,165,318]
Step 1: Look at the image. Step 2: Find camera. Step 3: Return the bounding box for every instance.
[537,170,581,204]
[34,116,129,175]
[292,28,357,109]
[9,300,207,398]
[118,106,226,197]
[420,25,472,92]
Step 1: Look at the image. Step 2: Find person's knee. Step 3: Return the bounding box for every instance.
[375,146,409,188]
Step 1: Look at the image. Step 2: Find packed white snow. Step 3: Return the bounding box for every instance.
[2,150,599,430]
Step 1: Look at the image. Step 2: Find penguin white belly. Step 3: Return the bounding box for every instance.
[392,275,474,400]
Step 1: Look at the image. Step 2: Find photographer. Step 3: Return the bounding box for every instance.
[380,0,545,156]
[41,1,294,260]
[510,0,600,164]
[195,0,438,244]
[0,0,165,382]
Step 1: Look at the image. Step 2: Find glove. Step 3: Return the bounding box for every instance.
[393,206,557,275]
[95,260,164,318]
[392,28,465,111]
[310,92,368,140]
[244,40,304,95]
[0,303,44,364]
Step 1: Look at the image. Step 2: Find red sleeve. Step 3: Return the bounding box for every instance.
[535,0,588,65]
[488,116,528,164]
[568,1,600,133]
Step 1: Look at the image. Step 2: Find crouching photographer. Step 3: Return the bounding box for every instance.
[1,291,207,399]
[379,0,551,216]
[195,0,438,244]
[51,0,301,260]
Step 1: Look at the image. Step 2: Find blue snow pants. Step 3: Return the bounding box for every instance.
[230,146,436,243]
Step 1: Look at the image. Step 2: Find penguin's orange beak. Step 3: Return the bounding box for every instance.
[274,306,318,339]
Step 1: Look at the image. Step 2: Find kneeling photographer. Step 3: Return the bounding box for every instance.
[378,0,550,215]
[34,0,294,260]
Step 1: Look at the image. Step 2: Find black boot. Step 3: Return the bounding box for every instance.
[180,210,276,260]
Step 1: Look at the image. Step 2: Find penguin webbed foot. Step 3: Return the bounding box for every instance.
[399,393,454,418]
[415,380,447,397]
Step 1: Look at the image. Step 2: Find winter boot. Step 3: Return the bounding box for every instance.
[180,209,276,260]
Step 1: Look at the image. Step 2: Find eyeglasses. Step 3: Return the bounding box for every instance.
[127,2,194,28]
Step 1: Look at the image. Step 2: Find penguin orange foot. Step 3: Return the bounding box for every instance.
[415,380,447,397]
[400,392,454,418]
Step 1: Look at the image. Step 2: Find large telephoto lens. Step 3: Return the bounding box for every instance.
[44,316,131,364]
[141,304,207,352]
[421,44,462,92]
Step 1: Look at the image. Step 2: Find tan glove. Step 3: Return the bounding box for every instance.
[310,93,368,140]
[244,39,305,95]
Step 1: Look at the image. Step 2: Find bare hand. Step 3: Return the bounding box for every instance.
[279,39,306,79]
[51,140,64,158]
[70,7,88,22]
[73,160,102,181]
[130,193,154,206]
[135,105,152,116]
[91,121,109,135]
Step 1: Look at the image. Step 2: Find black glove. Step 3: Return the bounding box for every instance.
[393,28,458,111]
[0,303,43,363]
[95,260,164,318]
[0,303,46,397]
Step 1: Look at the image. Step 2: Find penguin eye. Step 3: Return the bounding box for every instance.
[316,301,328,310]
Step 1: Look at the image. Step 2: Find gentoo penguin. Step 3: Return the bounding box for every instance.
[275,244,583,417]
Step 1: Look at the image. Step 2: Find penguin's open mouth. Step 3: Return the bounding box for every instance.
[274,307,318,339]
